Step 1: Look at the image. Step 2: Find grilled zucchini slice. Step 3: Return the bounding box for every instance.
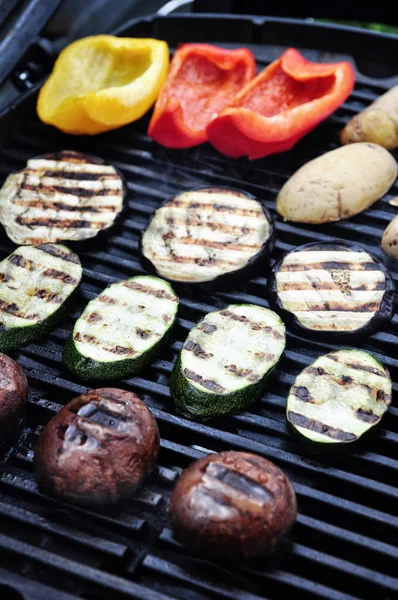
[0,150,124,245]
[0,244,82,351]
[287,349,391,446]
[63,275,178,381]
[269,241,395,338]
[141,187,274,284]
[170,304,285,420]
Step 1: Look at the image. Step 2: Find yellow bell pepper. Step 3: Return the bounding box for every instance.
[37,35,169,135]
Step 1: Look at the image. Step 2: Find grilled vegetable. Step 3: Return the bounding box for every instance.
[169,451,297,560]
[382,214,398,258]
[0,353,28,446]
[269,241,395,338]
[141,187,274,284]
[0,244,82,351]
[0,150,125,246]
[287,349,391,446]
[341,85,398,150]
[63,275,178,381]
[276,143,397,224]
[170,304,285,419]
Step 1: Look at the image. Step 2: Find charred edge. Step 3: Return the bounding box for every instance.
[8,254,37,271]
[37,244,80,264]
[43,268,78,286]
[287,411,358,442]
[183,368,225,393]
[98,295,116,304]
[206,462,274,503]
[327,355,387,378]
[76,402,129,431]
[198,322,217,334]
[86,312,103,323]
[74,332,135,356]
[123,281,177,302]
[0,299,39,320]
[0,273,11,283]
[356,408,379,424]
[225,364,260,383]
[43,170,120,181]
[292,386,314,403]
[184,340,213,359]
[35,289,63,304]
[16,216,107,229]
[377,389,391,403]
[21,181,120,197]
[307,366,325,377]
[280,261,380,272]
[136,328,152,339]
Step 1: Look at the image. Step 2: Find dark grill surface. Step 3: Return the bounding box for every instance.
[0,15,397,600]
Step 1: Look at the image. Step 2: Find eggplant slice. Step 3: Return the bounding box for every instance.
[0,150,124,245]
[269,241,395,338]
[286,349,392,446]
[141,187,274,284]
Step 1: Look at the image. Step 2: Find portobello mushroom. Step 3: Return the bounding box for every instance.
[268,241,395,338]
[0,353,28,446]
[63,275,178,380]
[0,150,125,245]
[0,244,82,351]
[170,304,285,419]
[286,349,391,446]
[141,187,274,284]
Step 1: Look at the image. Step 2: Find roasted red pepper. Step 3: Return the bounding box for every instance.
[148,44,256,148]
[207,48,355,160]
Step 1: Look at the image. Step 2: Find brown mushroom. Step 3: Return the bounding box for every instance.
[169,450,297,560]
[34,388,159,506]
[0,352,28,445]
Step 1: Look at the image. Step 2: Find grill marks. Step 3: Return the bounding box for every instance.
[72,276,178,365]
[43,268,78,286]
[142,188,271,283]
[0,150,124,244]
[37,244,80,264]
[275,247,387,332]
[180,305,285,395]
[286,350,392,444]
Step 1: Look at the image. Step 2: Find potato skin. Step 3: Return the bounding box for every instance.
[34,388,159,506]
[341,86,398,150]
[169,451,297,560]
[0,352,28,445]
[382,215,398,258]
[276,143,397,224]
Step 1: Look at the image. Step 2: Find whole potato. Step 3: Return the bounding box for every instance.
[382,215,398,258]
[341,86,398,150]
[276,143,397,224]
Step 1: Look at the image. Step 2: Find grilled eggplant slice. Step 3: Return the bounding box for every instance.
[287,349,391,447]
[170,304,285,420]
[0,150,124,245]
[63,275,178,381]
[0,244,82,350]
[141,187,274,284]
[269,241,395,338]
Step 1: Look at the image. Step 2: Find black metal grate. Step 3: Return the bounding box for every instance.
[0,14,397,600]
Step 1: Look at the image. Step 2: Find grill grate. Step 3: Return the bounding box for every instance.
[0,14,397,600]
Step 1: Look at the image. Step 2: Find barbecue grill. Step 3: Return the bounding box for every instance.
[0,7,397,600]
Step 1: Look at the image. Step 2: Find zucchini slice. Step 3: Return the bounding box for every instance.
[170,304,286,419]
[141,187,274,284]
[0,150,125,245]
[269,241,395,338]
[286,349,391,446]
[0,244,82,351]
[63,275,178,381]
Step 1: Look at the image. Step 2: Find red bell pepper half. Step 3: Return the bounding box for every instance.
[147,44,256,148]
[206,48,355,160]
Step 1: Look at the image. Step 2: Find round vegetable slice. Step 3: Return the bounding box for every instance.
[141,187,274,284]
[63,275,178,380]
[0,244,82,351]
[170,304,285,419]
[0,150,125,245]
[268,241,395,338]
[286,349,392,446]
